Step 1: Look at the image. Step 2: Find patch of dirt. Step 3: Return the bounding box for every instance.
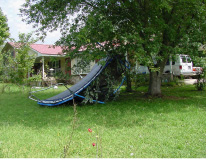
[163,96,188,100]
[119,91,188,101]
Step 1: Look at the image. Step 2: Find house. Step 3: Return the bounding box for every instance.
[1,42,95,84]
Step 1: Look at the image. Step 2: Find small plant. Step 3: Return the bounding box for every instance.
[162,77,185,87]
[195,71,206,91]
[131,72,149,89]
[88,127,103,158]
[62,98,78,158]
[192,54,206,91]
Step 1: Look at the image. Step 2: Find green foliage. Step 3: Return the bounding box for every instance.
[194,58,206,91]
[195,77,205,91]
[0,51,4,80]
[82,78,100,104]
[0,8,10,46]
[27,73,42,83]
[131,73,149,89]
[20,0,206,95]
[72,58,91,75]
[191,48,206,91]
[162,77,185,87]
[0,33,39,85]
[82,68,120,104]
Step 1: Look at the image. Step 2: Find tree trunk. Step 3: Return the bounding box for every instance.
[148,71,162,96]
[147,56,168,96]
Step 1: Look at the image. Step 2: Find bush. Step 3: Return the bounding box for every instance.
[195,72,206,91]
[131,72,149,89]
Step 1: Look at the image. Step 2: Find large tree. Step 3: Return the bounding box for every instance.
[0,8,10,46]
[20,0,206,96]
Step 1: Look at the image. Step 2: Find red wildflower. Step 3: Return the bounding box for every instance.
[88,128,92,133]
[92,143,96,147]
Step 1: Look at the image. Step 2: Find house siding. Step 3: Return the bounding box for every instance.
[70,57,95,75]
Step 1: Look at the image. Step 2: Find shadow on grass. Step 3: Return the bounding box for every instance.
[0,85,206,130]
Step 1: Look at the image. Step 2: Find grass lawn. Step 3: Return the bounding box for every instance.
[0,83,206,158]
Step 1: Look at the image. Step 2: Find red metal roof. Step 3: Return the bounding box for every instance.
[30,44,63,55]
[8,41,118,55]
[8,42,22,48]
[8,42,64,55]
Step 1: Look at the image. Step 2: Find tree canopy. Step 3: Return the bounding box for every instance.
[0,8,10,46]
[20,0,206,95]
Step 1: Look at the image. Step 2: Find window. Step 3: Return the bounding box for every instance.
[48,60,61,76]
[48,60,61,69]
[11,51,15,57]
[181,56,192,63]
[166,59,175,65]
[166,59,170,65]
[172,61,175,65]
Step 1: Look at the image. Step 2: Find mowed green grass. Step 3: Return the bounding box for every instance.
[0,83,206,158]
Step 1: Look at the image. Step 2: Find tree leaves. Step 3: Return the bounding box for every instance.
[0,8,10,46]
[20,0,206,95]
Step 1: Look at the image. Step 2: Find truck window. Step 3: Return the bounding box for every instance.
[187,57,192,63]
[181,56,187,63]
[172,57,176,65]
[165,59,175,65]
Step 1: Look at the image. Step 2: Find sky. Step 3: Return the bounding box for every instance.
[0,0,61,45]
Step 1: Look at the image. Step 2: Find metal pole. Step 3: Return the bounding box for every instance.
[42,56,45,79]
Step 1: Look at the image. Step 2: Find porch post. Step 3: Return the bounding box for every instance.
[42,56,45,79]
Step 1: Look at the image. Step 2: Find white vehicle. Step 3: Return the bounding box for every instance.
[135,64,149,74]
[163,54,193,76]
[135,54,194,76]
